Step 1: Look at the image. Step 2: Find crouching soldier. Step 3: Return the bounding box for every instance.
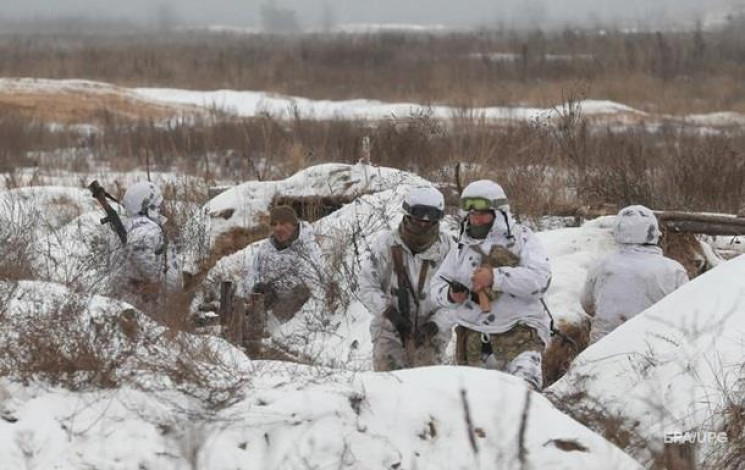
[360,186,454,372]
[581,205,688,343]
[108,181,181,311]
[430,180,551,391]
[247,205,323,323]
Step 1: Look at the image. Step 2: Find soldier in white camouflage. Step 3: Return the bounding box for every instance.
[108,181,181,310]
[581,205,689,343]
[246,205,324,323]
[430,180,551,390]
[360,186,455,372]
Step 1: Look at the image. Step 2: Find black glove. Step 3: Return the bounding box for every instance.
[384,306,412,340]
[414,321,439,347]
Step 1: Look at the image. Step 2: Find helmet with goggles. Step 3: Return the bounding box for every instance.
[402,186,445,222]
[460,180,508,212]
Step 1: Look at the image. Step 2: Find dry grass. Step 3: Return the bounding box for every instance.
[0,90,194,125]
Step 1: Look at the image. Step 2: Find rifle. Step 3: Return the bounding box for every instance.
[390,245,413,343]
[439,275,491,311]
[88,180,127,245]
[438,276,470,295]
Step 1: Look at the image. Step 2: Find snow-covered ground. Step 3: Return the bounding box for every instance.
[0,363,642,470]
[548,254,745,466]
[2,162,744,468]
[4,77,745,131]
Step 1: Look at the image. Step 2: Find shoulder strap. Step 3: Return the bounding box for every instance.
[391,245,431,310]
[391,245,415,299]
[416,260,431,300]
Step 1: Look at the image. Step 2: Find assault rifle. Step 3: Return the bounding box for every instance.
[439,276,470,295]
[88,180,127,245]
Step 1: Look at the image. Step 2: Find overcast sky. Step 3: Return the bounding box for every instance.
[1,0,736,30]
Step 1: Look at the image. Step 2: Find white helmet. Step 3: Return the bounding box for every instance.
[613,205,661,245]
[122,181,163,217]
[403,186,445,221]
[460,180,509,212]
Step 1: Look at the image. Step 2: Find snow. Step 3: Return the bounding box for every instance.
[682,111,745,127]
[547,254,745,464]
[5,77,745,132]
[133,86,643,122]
[206,162,431,244]
[0,363,641,470]
[335,23,451,33]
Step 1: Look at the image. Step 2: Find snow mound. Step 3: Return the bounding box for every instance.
[547,255,745,463]
[206,162,430,244]
[0,364,641,470]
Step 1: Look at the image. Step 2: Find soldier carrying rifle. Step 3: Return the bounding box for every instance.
[360,186,454,372]
[91,180,181,311]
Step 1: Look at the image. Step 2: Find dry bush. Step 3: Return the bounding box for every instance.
[0,282,250,406]
[542,315,591,388]
[659,229,706,279]
[546,384,678,469]
[707,384,745,469]
[2,78,745,223]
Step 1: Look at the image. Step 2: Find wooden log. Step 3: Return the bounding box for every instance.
[219,281,243,346]
[661,220,745,236]
[655,211,745,228]
[576,209,745,236]
[244,293,266,357]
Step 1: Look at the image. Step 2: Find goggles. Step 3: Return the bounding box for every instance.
[460,197,508,212]
[403,202,444,221]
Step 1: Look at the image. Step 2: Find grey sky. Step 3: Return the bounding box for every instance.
[0,0,737,30]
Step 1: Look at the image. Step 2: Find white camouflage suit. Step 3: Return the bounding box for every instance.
[246,221,324,322]
[109,214,181,308]
[359,229,455,371]
[430,210,551,390]
[581,205,689,343]
[108,182,180,309]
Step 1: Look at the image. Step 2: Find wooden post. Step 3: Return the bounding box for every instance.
[244,293,266,357]
[219,281,243,346]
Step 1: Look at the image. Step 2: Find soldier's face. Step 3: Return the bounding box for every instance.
[272,221,296,243]
[468,210,495,227]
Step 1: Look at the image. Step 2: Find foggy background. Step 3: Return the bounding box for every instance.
[1,0,742,30]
